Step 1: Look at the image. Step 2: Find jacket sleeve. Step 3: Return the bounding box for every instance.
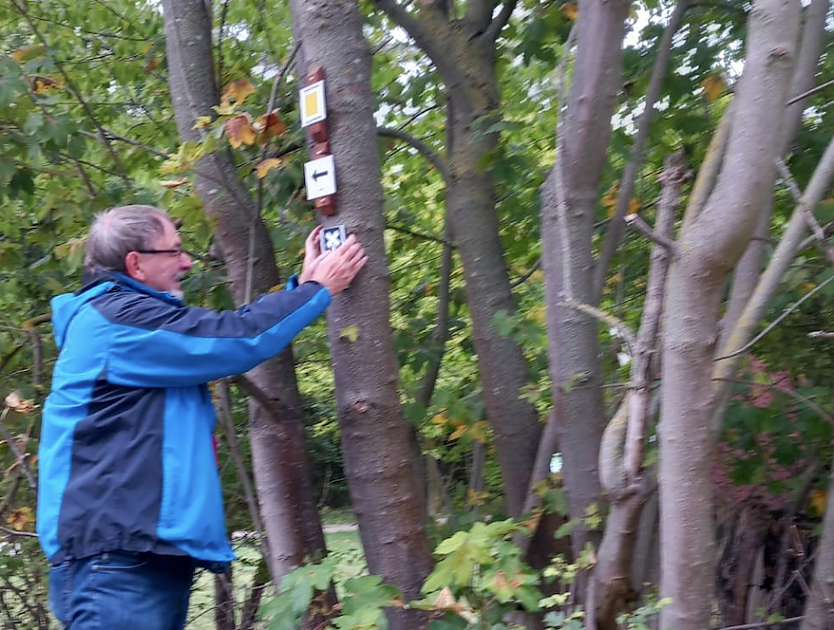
[98,281,331,387]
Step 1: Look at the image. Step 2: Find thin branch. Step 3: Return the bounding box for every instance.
[0,526,38,539]
[510,258,541,288]
[378,126,449,184]
[386,223,454,247]
[0,407,37,490]
[776,157,834,266]
[485,0,518,42]
[714,272,834,361]
[371,0,471,100]
[594,0,691,300]
[809,331,834,339]
[559,298,637,356]
[266,42,301,119]
[215,0,231,92]
[786,77,834,106]
[216,379,272,580]
[625,214,677,254]
[714,378,834,425]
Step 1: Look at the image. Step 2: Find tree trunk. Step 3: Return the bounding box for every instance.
[800,451,834,630]
[658,3,800,629]
[588,151,687,630]
[371,0,543,519]
[541,0,631,563]
[288,3,434,628]
[720,0,830,351]
[161,0,330,586]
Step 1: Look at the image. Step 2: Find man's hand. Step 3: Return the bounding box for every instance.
[310,234,367,295]
[298,226,323,285]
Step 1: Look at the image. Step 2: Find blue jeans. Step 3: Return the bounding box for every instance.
[48,552,196,630]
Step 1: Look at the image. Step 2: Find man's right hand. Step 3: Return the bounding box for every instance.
[310,234,368,296]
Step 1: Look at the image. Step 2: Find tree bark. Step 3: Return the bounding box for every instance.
[658,3,800,629]
[799,450,834,630]
[288,3,434,628]
[720,0,830,351]
[541,0,631,562]
[161,0,330,586]
[588,151,687,630]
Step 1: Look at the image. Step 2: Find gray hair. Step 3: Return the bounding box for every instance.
[83,205,173,274]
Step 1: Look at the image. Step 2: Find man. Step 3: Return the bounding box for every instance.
[37,204,366,629]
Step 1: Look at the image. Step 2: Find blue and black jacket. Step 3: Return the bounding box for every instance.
[37,272,331,568]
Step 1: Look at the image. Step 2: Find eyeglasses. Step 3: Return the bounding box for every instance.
[135,248,186,257]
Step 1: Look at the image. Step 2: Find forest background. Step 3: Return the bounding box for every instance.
[3,1,834,630]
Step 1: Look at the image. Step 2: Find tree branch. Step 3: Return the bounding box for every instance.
[485,0,517,42]
[594,0,690,300]
[786,77,834,107]
[559,298,636,356]
[715,272,834,361]
[377,126,448,184]
[0,407,37,491]
[215,379,272,580]
[625,214,677,254]
[371,0,470,98]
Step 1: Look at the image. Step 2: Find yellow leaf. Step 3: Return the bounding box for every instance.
[224,114,257,148]
[212,101,237,117]
[561,2,578,20]
[159,179,190,189]
[11,45,46,63]
[193,116,213,130]
[32,75,61,94]
[701,74,726,101]
[802,282,816,292]
[602,180,619,216]
[222,78,256,105]
[142,58,159,73]
[431,413,448,427]
[628,196,641,215]
[449,422,467,440]
[468,421,489,444]
[256,157,283,179]
[340,325,360,343]
[6,507,33,532]
[809,490,827,516]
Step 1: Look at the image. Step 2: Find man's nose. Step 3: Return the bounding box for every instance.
[180,253,193,271]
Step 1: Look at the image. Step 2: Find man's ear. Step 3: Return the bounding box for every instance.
[124,251,144,282]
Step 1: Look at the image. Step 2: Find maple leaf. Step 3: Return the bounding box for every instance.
[193,115,213,130]
[222,78,256,105]
[224,114,257,148]
[255,110,287,141]
[561,2,578,20]
[256,158,283,179]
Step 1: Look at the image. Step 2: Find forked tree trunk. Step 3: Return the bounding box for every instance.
[541,0,631,564]
[288,2,434,629]
[658,2,800,628]
[161,0,330,588]
[371,0,543,519]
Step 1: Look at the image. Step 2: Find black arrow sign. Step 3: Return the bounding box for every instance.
[312,169,328,181]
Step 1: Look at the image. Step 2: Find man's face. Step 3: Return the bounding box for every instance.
[127,220,193,298]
